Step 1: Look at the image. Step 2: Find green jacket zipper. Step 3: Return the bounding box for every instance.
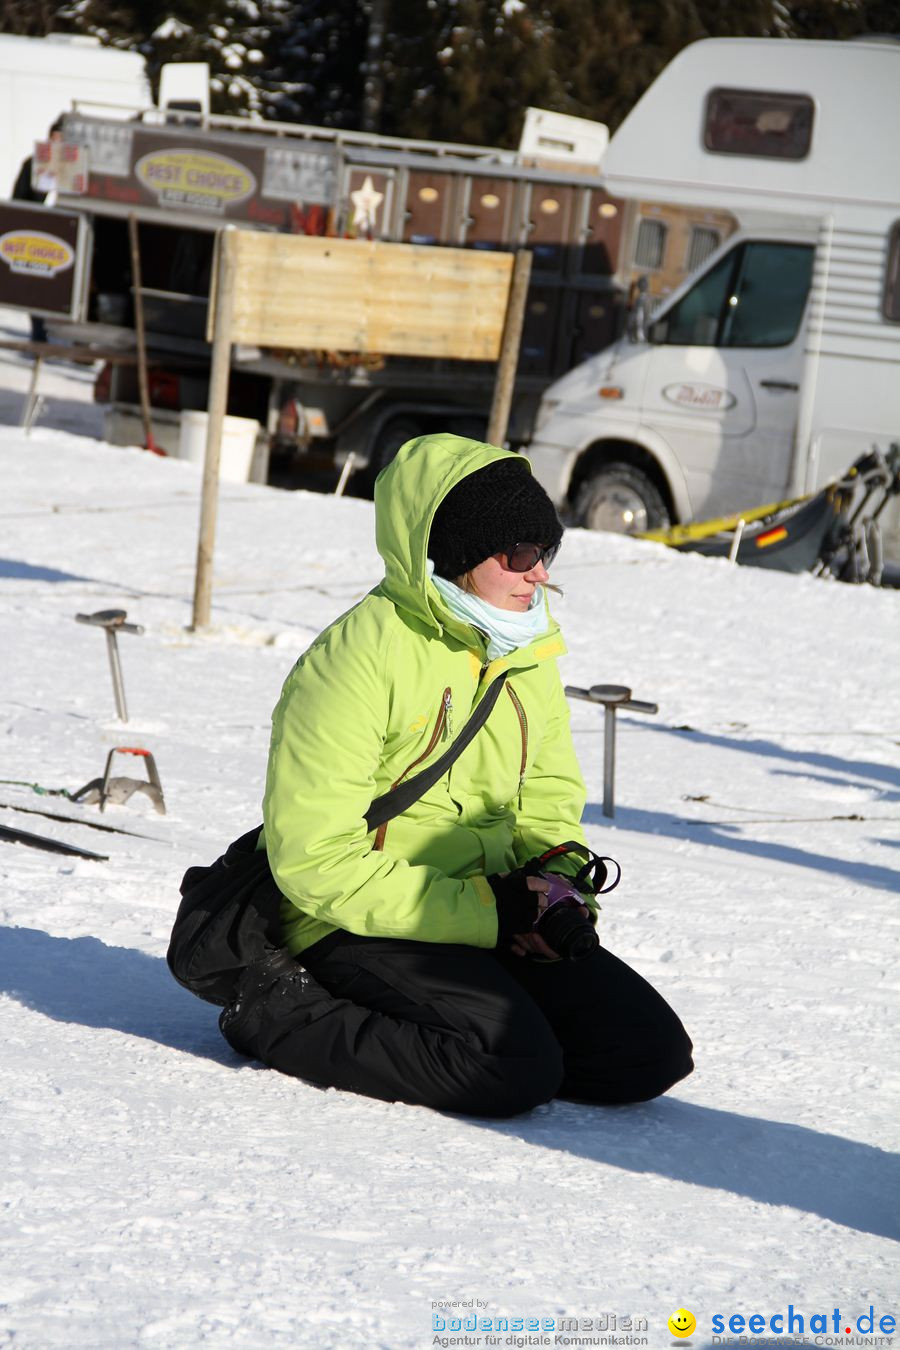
[506,683,529,795]
[373,687,452,851]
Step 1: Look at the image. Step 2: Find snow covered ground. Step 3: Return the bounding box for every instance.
[1,337,898,1349]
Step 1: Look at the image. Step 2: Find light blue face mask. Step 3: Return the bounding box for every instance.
[428,562,550,659]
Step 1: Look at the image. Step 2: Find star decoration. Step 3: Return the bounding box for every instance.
[350,175,384,235]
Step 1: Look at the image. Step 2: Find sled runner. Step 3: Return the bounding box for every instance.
[639,444,900,584]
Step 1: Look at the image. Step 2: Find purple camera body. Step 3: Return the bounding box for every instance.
[532,871,583,929]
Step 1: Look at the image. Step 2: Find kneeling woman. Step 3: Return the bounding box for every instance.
[220,433,693,1116]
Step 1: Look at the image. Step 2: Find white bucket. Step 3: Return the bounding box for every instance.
[178,410,260,484]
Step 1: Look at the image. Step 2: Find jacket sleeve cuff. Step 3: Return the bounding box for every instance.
[470,875,500,947]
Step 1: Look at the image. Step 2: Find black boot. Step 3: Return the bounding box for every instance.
[219,950,299,1055]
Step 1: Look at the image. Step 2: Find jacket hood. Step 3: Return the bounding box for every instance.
[374,432,538,639]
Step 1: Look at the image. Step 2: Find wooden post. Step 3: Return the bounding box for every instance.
[486,248,532,448]
[21,354,43,432]
[127,213,160,455]
[191,227,237,631]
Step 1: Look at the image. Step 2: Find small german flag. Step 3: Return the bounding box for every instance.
[755,526,789,548]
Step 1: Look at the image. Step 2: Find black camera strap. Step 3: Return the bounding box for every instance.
[228,673,507,861]
[364,672,507,831]
[525,840,622,895]
[171,674,512,1005]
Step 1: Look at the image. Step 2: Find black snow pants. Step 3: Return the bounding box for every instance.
[219,932,694,1118]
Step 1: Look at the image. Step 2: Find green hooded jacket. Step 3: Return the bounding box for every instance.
[263,432,589,956]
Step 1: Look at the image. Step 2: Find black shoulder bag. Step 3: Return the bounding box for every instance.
[167,674,508,1006]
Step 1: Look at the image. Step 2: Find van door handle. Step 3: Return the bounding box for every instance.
[759,379,799,390]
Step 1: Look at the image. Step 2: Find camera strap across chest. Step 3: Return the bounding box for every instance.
[167,672,510,1007]
[365,672,508,831]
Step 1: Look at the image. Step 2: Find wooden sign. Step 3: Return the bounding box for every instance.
[214,230,515,361]
[192,226,529,629]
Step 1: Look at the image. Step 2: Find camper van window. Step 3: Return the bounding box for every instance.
[653,242,813,348]
[686,226,720,274]
[721,243,814,347]
[883,221,900,322]
[651,249,736,345]
[634,218,667,270]
[704,88,814,161]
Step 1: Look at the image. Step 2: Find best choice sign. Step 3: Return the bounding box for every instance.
[135,149,256,214]
[0,230,75,276]
[0,204,84,318]
[75,122,338,231]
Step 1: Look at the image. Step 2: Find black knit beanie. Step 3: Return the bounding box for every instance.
[428,458,563,580]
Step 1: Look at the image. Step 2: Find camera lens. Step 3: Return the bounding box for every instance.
[537,905,599,962]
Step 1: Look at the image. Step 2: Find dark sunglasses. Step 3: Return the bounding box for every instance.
[502,541,561,573]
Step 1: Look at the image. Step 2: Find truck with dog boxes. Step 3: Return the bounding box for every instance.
[0,46,731,487]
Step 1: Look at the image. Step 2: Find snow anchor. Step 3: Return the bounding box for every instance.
[75,608,145,722]
[564,684,658,819]
[72,746,166,815]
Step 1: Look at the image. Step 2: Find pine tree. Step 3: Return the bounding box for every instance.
[376,0,448,140]
[0,0,59,36]
[379,1,562,147]
[43,0,292,117]
[263,1,368,127]
[780,0,900,37]
[4,0,895,142]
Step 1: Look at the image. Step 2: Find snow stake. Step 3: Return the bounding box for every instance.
[72,747,166,815]
[73,611,165,813]
[565,684,658,818]
[75,608,144,722]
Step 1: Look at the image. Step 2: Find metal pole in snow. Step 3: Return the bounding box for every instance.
[104,628,129,721]
[564,684,658,818]
[603,702,618,818]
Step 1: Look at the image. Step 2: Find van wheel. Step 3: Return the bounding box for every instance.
[448,415,487,442]
[574,463,670,534]
[373,417,424,472]
[360,416,424,494]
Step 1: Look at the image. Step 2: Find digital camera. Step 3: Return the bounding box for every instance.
[533,873,599,963]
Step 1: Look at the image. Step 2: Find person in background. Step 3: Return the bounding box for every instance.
[11,118,64,344]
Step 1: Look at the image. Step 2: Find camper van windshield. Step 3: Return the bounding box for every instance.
[651,242,814,348]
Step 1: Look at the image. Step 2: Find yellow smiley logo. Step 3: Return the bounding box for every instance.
[668,1308,696,1338]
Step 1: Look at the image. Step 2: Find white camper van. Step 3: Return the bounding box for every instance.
[526,38,900,556]
[0,33,150,198]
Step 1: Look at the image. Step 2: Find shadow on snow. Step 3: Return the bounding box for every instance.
[584,800,900,892]
[637,720,900,794]
[2,923,896,1242]
[0,923,228,1064]
[581,720,899,891]
[0,557,93,584]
